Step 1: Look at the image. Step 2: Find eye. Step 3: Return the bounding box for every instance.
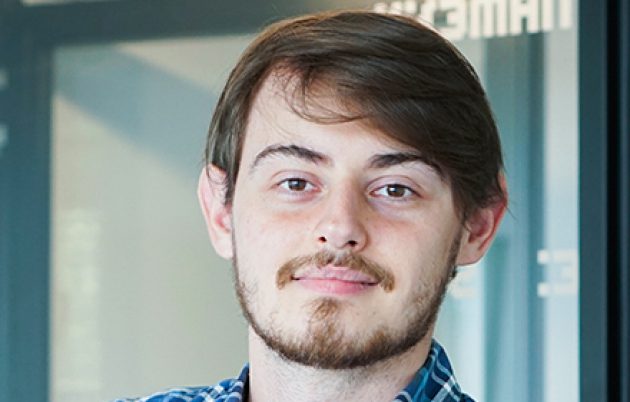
[372,184,417,199]
[279,178,314,192]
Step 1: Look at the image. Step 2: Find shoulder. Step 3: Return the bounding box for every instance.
[112,365,249,402]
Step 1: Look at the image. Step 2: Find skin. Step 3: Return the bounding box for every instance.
[198,77,507,402]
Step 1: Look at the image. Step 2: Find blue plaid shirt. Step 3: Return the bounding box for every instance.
[114,340,473,402]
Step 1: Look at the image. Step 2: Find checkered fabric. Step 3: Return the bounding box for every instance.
[113,340,473,402]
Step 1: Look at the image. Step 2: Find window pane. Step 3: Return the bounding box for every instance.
[50,35,254,402]
[433,1,580,401]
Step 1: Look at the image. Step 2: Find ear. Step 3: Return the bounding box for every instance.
[197,165,234,259]
[456,175,508,266]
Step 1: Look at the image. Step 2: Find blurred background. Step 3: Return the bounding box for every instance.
[0,0,627,401]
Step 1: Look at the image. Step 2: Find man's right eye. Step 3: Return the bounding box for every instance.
[279,178,311,192]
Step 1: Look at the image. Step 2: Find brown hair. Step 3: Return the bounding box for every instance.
[206,10,505,221]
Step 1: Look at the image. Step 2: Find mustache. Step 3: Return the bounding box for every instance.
[276,250,395,292]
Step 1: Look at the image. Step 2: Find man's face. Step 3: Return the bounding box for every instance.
[225,79,466,369]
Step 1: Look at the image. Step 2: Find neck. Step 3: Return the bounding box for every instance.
[247,330,433,402]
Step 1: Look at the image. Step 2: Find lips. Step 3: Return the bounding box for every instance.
[292,266,379,285]
[276,250,395,292]
[291,266,380,295]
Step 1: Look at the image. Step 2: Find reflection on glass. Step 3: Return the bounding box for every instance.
[427,1,580,401]
[50,35,254,402]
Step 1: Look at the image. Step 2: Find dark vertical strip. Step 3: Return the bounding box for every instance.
[579,0,609,400]
[586,0,630,400]
[5,31,52,402]
[607,0,620,399]
[0,4,20,401]
[0,172,9,402]
[618,0,630,399]
[611,0,630,400]
[0,15,9,402]
[580,0,630,399]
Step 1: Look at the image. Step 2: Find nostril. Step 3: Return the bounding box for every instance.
[348,240,358,247]
[318,236,327,243]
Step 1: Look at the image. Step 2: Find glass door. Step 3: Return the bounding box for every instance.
[47,1,581,401]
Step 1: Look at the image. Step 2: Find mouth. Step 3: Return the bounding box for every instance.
[291,266,380,295]
[276,251,395,293]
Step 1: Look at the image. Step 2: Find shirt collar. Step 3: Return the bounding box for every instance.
[394,340,467,401]
[237,340,466,402]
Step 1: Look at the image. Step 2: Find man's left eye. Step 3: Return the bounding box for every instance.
[373,184,416,199]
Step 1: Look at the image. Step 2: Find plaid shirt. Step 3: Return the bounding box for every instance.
[114,340,473,402]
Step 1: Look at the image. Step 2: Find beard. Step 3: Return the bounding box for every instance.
[232,235,460,370]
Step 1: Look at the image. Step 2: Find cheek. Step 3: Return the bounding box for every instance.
[237,191,319,242]
[369,216,455,286]
[232,202,313,280]
[240,209,310,245]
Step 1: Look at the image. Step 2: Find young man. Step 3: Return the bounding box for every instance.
[123,9,507,402]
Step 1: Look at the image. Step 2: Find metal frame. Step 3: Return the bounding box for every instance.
[609,0,630,399]
[579,0,630,400]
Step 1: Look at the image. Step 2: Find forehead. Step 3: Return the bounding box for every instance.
[242,74,420,159]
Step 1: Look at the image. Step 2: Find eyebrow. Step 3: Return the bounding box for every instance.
[249,144,329,173]
[248,144,443,178]
[368,152,443,178]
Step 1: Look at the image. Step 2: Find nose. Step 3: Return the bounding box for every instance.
[314,188,368,251]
